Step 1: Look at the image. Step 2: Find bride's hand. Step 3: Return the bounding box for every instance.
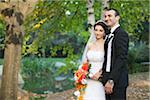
[91,70,103,80]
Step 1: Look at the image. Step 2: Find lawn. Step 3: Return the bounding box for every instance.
[0,57,65,65]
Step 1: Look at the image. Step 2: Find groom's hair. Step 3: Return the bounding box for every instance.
[104,7,120,17]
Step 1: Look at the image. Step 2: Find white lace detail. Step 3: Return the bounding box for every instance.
[87,50,104,75]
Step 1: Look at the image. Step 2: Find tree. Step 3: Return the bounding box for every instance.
[86,0,95,34]
[23,1,89,57]
[23,0,149,57]
[0,0,38,99]
[22,0,103,57]
[101,0,110,19]
[110,0,149,43]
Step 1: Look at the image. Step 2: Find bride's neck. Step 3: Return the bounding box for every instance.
[96,38,104,43]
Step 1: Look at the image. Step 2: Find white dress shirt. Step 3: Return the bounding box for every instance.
[106,24,120,72]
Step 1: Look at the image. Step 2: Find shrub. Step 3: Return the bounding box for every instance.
[21,57,60,93]
[21,57,77,94]
[128,41,149,73]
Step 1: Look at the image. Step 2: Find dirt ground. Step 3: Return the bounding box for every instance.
[18,72,150,100]
[46,72,150,100]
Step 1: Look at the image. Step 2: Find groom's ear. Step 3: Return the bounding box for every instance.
[116,16,120,21]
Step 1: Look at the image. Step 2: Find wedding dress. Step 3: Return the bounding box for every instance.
[83,50,106,100]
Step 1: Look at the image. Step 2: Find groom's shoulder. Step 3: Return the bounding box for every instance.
[117,27,128,35]
[117,28,129,40]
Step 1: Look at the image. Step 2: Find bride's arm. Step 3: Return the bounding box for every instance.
[82,56,88,64]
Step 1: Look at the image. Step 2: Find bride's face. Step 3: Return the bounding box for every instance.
[94,25,105,40]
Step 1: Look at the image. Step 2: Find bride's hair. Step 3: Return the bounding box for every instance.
[94,21,110,35]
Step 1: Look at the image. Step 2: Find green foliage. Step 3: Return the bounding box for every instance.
[23,0,103,57]
[128,42,149,73]
[110,1,149,43]
[0,20,5,50]
[49,31,86,57]
[54,52,80,77]
[0,59,4,65]
[94,0,102,20]
[30,96,46,100]
[21,57,55,93]
[139,21,149,43]
[22,31,88,57]
[22,0,149,57]
[0,21,5,58]
[51,51,80,93]
[16,0,150,93]
[0,22,5,35]
[21,57,76,93]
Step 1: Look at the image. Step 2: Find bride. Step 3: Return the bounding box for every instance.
[82,21,109,100]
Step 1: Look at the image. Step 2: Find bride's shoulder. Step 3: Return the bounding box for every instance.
[87,42,95,49]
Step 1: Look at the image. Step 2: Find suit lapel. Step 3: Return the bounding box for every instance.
[111,27,120,42]
[103,27,121,72]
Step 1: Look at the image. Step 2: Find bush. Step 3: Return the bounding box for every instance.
[21,57,76,94]
[0,59,3,65]
[21,57,55,93]
[22,31,88,58]
[128,41,149,73]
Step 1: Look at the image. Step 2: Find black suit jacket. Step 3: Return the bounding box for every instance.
[102,27,129,88]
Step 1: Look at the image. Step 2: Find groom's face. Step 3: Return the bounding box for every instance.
[104,10,119,28]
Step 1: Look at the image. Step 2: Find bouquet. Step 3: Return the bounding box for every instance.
[74,63,91,100]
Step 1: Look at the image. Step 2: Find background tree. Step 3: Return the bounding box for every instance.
[110,0,149,43]
[0,0,148,96]
[22,0,104,58]
[101,0,110,19]
[86,0,95,34]
[0,0,38,99]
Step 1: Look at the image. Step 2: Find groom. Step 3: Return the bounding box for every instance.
[101,8,129,100]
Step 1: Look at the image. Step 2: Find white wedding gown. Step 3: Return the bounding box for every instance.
[83,50,106,100]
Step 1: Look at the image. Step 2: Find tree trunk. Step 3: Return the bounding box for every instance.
[86,0,95,34]
[0,6,23,99]
[0,1,38,99]
[101,0,110,19]
[0,44,21,100]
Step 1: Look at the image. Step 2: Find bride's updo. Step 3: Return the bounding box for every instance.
[94,20,110,35]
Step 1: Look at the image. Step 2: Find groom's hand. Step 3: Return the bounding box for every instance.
[105,80,114,94]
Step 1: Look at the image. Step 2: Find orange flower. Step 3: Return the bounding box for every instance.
[74,63,90,84]
[74,63,91,99]
[81,63,89,71]
[75,83,86,90]
[75,69,87,83]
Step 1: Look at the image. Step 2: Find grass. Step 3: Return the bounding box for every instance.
[0,57,66,94]
[0,57,65,65]
[21,57,66,94]
[47,57,65,62]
